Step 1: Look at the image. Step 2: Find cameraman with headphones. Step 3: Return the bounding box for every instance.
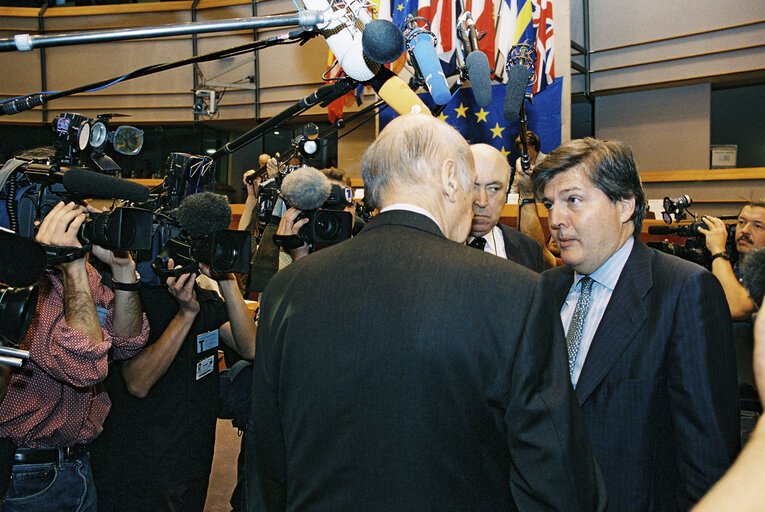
[700,200,765,443]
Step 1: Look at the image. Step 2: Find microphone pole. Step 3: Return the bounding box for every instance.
[209,78,358,164]
[519,96,531,172]
[0,11,326,52]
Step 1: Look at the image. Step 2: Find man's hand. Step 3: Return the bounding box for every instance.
[165,258,200,318]
[515,166,534,198]
[243,169,260,200]
[35,201,87,249]
[277,207,310,261]
[698,216,729,254]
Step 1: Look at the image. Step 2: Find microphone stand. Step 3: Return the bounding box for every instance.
[0,11,326,53]
[1,29,317,116]
[210,78,358,164]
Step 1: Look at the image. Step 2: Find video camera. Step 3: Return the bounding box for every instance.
[255,123,354,246]
[647,195,737,269]
[0,112,153,259]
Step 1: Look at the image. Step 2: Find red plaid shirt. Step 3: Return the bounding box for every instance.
[0,264,149,448]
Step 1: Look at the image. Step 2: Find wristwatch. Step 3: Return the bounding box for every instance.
[112,271,141,291]
[710,252,730,263]
[519,197,536,206]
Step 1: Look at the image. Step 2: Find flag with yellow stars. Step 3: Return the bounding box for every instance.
[379,77,561,163]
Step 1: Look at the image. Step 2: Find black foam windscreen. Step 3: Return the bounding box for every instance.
[503,65,530,121]
[62,168,150,203]
[362,19,406,64]
[0,230,47,287]
[742,247,765,307]
[465,51,492,108]
[174,192,231,238]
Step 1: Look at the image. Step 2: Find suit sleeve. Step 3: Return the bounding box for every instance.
[246,284,288,512]
[503,279,607,511]
[667,269,739,508]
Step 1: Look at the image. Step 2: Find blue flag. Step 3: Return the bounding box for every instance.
[379,77,562,164]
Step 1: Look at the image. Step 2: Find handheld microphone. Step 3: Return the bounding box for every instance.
[457,12,491,108]
[0,228,47,287]
[280,167,332,211]
[302,0,380,81]
[173,192,231,238]
[402,17,451,105]
[62,168,150,203]
[367,66,431,116]
[362,19,406,64]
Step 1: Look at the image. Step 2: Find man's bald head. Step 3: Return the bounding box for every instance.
[470,144,511,238]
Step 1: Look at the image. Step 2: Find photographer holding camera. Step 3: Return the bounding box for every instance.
[0,201,149,512]
[699,200,765,442]
[90,192,256,512]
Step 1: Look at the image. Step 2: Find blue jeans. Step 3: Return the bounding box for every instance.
[1,452,97,512]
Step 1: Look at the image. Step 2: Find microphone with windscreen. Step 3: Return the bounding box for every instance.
[362,19,406,64]
[456,12,491,108]
[503,65,530,122]
[62,168,150,203]
[401,16,451,105]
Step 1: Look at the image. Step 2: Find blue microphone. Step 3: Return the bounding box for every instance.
[403,19,451,105]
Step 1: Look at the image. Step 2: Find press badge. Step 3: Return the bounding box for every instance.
[196,354,215,380]
[197,329,219,353]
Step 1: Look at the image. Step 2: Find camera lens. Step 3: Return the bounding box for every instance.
[314,211,340,240]
[211,232,240,270]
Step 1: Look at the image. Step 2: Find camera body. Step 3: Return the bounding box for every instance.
[153,230,251,277]
[297,183,354,244]
[647,219,737,270]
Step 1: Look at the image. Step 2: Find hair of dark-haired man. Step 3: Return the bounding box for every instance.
[514,131,541,153]
[742,246,765,307]
[321,167,352,187]
[531,137,647,236]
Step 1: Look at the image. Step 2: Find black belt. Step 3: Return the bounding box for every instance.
[13,445,88,465]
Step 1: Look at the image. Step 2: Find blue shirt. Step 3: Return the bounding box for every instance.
[561,236,634,386]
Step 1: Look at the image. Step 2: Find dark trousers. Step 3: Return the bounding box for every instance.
[111,476,209,512]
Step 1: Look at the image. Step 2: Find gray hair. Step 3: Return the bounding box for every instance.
[362,114,474,209]
[532,137,647,235]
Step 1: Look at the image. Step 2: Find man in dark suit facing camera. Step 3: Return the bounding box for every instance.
[533,137,739,511]
[467,143,545,272]
[246,114,606,512]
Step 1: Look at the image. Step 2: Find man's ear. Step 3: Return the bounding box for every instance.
[618,196,636,224]
[440,159,458,202]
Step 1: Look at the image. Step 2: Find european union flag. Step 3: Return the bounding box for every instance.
[379,77,562,164]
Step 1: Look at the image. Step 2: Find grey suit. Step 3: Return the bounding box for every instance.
[247,209,606,512]
[540,240,739,511]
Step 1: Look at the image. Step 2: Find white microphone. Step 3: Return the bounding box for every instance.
[302,0,380,81]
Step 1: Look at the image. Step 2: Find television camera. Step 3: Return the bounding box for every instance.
[647,195,737,269]
[1,112,152,260]
[253,123,354,246]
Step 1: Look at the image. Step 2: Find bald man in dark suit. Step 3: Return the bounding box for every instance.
[246,114,606,512]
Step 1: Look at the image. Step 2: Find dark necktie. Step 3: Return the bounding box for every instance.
[468,237,487,250]
[565,276,594,377]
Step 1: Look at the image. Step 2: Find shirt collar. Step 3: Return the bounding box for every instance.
[380,203,442,232]
[574,236,634,291]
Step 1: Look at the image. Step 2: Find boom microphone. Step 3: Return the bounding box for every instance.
[280,167,332,211]
[465,51,492,108]
[368,66,431,116]
[403,19,451,105]
[302,0,380,81]
[0,228,47,287]
[503,64,529,121]
[174,192,232,238]
[362,19,406,64]
[457,12,491,108]
[62,168,150,203]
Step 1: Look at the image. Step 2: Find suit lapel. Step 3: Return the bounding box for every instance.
[574,241,653,404]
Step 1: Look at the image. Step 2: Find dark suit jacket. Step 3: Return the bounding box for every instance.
[540,240,739,512]
[498,223,544,272]
[247,210,606,512]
